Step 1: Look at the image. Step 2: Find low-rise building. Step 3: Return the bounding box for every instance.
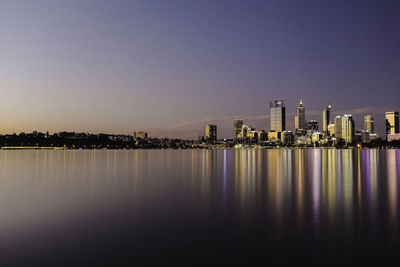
[281,131,294,145]
[136,132,148,139]
[257,130,268,142]
[268,131,281,141]
[312,132,323,143]
[388,133,400,142]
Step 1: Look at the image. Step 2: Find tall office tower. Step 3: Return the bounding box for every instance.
[233,119,243,139]
[385,112,399,137]
[205,124,217,141]
[295,99,306,130]
[328,124,335,136]
[322,103,331,133]
[342,114,355,144]
[334,116,342,139]
[364,115,375,134]
[270,100,286,132]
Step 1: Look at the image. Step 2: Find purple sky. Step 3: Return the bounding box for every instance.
[1,0,399,138]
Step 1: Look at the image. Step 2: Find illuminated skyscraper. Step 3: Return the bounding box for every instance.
[270,100,285,132]
[385,112,399,138]
[233,119,243,139]
[328,124,335,136]
[295,99,306,130]
[294,116,299,130]
[334,116,342,139]
[322,103,331,133]
[205,124,217,141]
[364,115,374,134]
[342,114,354,144]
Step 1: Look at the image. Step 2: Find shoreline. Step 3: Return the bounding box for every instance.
[0,146,397,151]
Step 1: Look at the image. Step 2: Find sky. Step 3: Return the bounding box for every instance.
[0,0,399,138]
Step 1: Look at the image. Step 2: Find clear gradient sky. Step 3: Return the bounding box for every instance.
[1,0,399,138]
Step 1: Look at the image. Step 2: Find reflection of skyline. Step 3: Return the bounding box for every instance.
[1,149,400,265]
[186,149,394,229]
[387,149,398,239]
[192,148,400,239]
[1,149,399,241]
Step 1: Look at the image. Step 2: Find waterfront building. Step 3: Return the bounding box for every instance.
[361,131,370,143]
[355,130,368,143]
[233,119,243,139]
[364,115,374,134]
[268,131,281,141]
[281,131,294,145]
[295,128,306,136]
[270,100,286,132]
[328,124,335,136]
[322,104,331,133]
[240,125,248,139]
[312,132,323,143]
[307,120,319,132]
[296,135,311,146]
[385,112,399,138]
[387,133,400,142]
[205,124,217,141]
[334,116,342,139]
[238,125,255,139]
[136,132,148,139]
[369,133,379,141]
[295,99,306,130]
[342,114,355,144]
[247,130,258,141]
[257,130,268,142]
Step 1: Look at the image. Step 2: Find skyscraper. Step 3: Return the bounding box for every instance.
[364,115,374,134]
[270,100,285,132]
[342,114,354,144]
[328,124,335,136]
[322,103,331,133]
[385,112,399,137]
[334,116,342,139]
[205,124,217,141]
[294,115,299,130]
[233,119,243,139]
[295,99,306,130]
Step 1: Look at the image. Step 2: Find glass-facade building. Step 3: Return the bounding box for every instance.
[342,114,355,144]
[205,124,217,141]
[322,104,331,133]
[334,116,342,139]
[295,99,306,130]
[233,119,243,139]
[364,115,374,134]
[385,112,399,138]
[270,100,286,132]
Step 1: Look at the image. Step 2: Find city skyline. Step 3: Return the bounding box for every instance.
[0,101,398,139]
[1,1,400,138]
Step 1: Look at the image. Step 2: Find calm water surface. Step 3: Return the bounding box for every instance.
[0,149,399,265]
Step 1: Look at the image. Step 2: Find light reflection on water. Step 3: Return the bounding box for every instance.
[0,149,399,265]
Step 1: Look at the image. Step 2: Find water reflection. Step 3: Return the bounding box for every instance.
[0,149,400,265]
[387,149,398,243]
